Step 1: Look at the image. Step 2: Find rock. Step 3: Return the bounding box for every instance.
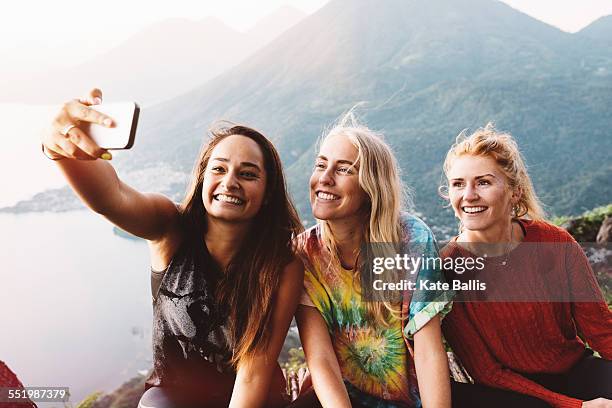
[563,218,601,242]
[562,205,612,243]
[596,216,612,244]
[0,361,36,407]
[89,375,146,408]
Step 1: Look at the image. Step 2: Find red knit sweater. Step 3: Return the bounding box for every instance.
[441,220,612,408]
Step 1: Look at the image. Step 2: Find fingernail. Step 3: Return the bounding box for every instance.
[93,97,102,105]
[101,152,112,160]
[103,118,113,127]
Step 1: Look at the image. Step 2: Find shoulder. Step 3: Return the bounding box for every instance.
[278,256,305,297]
[294,224,322,255]
[522,219,575,243]
[283,256,305,279]
[400,212,436,243]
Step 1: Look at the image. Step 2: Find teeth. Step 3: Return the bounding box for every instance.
[215,194,244,205]
[317,192,340,200]
[463,206,487,214]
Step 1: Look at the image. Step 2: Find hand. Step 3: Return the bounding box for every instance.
[582,398,612,408]
[42,88,114,160]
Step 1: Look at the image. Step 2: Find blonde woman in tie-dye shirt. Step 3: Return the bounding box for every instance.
[293,113,452,408]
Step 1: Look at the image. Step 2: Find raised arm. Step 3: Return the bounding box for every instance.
[413,315,451,408]
[228,257,304,408]
[295,305,351,408]
[41,89,179,241]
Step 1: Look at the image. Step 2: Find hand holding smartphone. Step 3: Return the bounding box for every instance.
[82,102,140,150]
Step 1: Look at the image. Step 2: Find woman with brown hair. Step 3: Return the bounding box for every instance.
[440,124,612,408]
[42,89,304,408]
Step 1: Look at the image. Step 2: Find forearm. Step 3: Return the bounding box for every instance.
[414,346,451,408]
[480,368,582,408]
[413,315,450,408]
[56,158,125,214]
[309,357,351,408]
[228,367,273,408]
[574,302,612,359]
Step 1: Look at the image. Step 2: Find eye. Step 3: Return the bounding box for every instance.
[451,181,464,188]
[314,162,326,170]
[478,179,491,186]
[211,166,225,173]
[337,167,353,174]
[241,171,259,179]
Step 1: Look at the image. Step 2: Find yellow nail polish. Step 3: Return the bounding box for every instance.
[101,152,112,160]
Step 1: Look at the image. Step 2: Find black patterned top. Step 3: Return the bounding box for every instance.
[146,240,233,389]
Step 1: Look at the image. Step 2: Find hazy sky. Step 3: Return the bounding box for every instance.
[501,0,612,32]
[2,0,612,73]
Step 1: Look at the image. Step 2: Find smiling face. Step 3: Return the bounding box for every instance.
[309,133,369,221]
[447,154,519,233]
[202,135,267,224]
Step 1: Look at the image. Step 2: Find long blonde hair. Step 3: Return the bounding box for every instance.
[318,111,410,323]
[442,122,545,220]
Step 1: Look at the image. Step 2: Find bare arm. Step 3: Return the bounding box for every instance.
[295,305,351,408]
[413,315,451,408]
[228,257,304,408]
[42,89,180,241]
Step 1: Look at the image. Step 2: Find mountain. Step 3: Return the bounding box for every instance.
[579,15,612,43]
[0,8,306,106]
[120,0,611,231]
[5,0,611,234]
[246,6,307,47]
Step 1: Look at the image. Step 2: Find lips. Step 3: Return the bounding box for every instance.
[213,193,244,205]
[462,206,487,214]
[316,190,340,201]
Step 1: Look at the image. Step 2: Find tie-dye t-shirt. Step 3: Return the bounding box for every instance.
[297,214,452,408]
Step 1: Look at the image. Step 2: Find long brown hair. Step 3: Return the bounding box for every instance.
[181,122,303,366]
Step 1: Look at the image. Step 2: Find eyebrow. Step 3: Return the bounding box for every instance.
[450,173,496,181]
[316,155,356,166]
[211,157,262,171]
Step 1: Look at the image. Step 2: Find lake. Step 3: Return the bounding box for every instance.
[0,210,152,405]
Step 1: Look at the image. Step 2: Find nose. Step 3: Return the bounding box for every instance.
[463,183,479,201]
[318,167,335,186]
[221,169,240,191]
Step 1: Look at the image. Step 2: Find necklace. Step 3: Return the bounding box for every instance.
[458,219,517,266]
[478,220,514,266]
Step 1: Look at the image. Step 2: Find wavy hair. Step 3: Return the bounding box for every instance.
[442,122,545,221]
[180,122,303,367]
[318,110,410,323]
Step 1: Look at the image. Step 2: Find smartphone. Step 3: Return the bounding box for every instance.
[82,102,140,149]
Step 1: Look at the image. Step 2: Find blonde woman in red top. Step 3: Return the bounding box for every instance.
[440,124,612,408]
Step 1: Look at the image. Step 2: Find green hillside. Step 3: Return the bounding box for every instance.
[115,0,611,231]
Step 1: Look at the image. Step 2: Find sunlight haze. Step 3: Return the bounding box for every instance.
[2,0,611,73]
